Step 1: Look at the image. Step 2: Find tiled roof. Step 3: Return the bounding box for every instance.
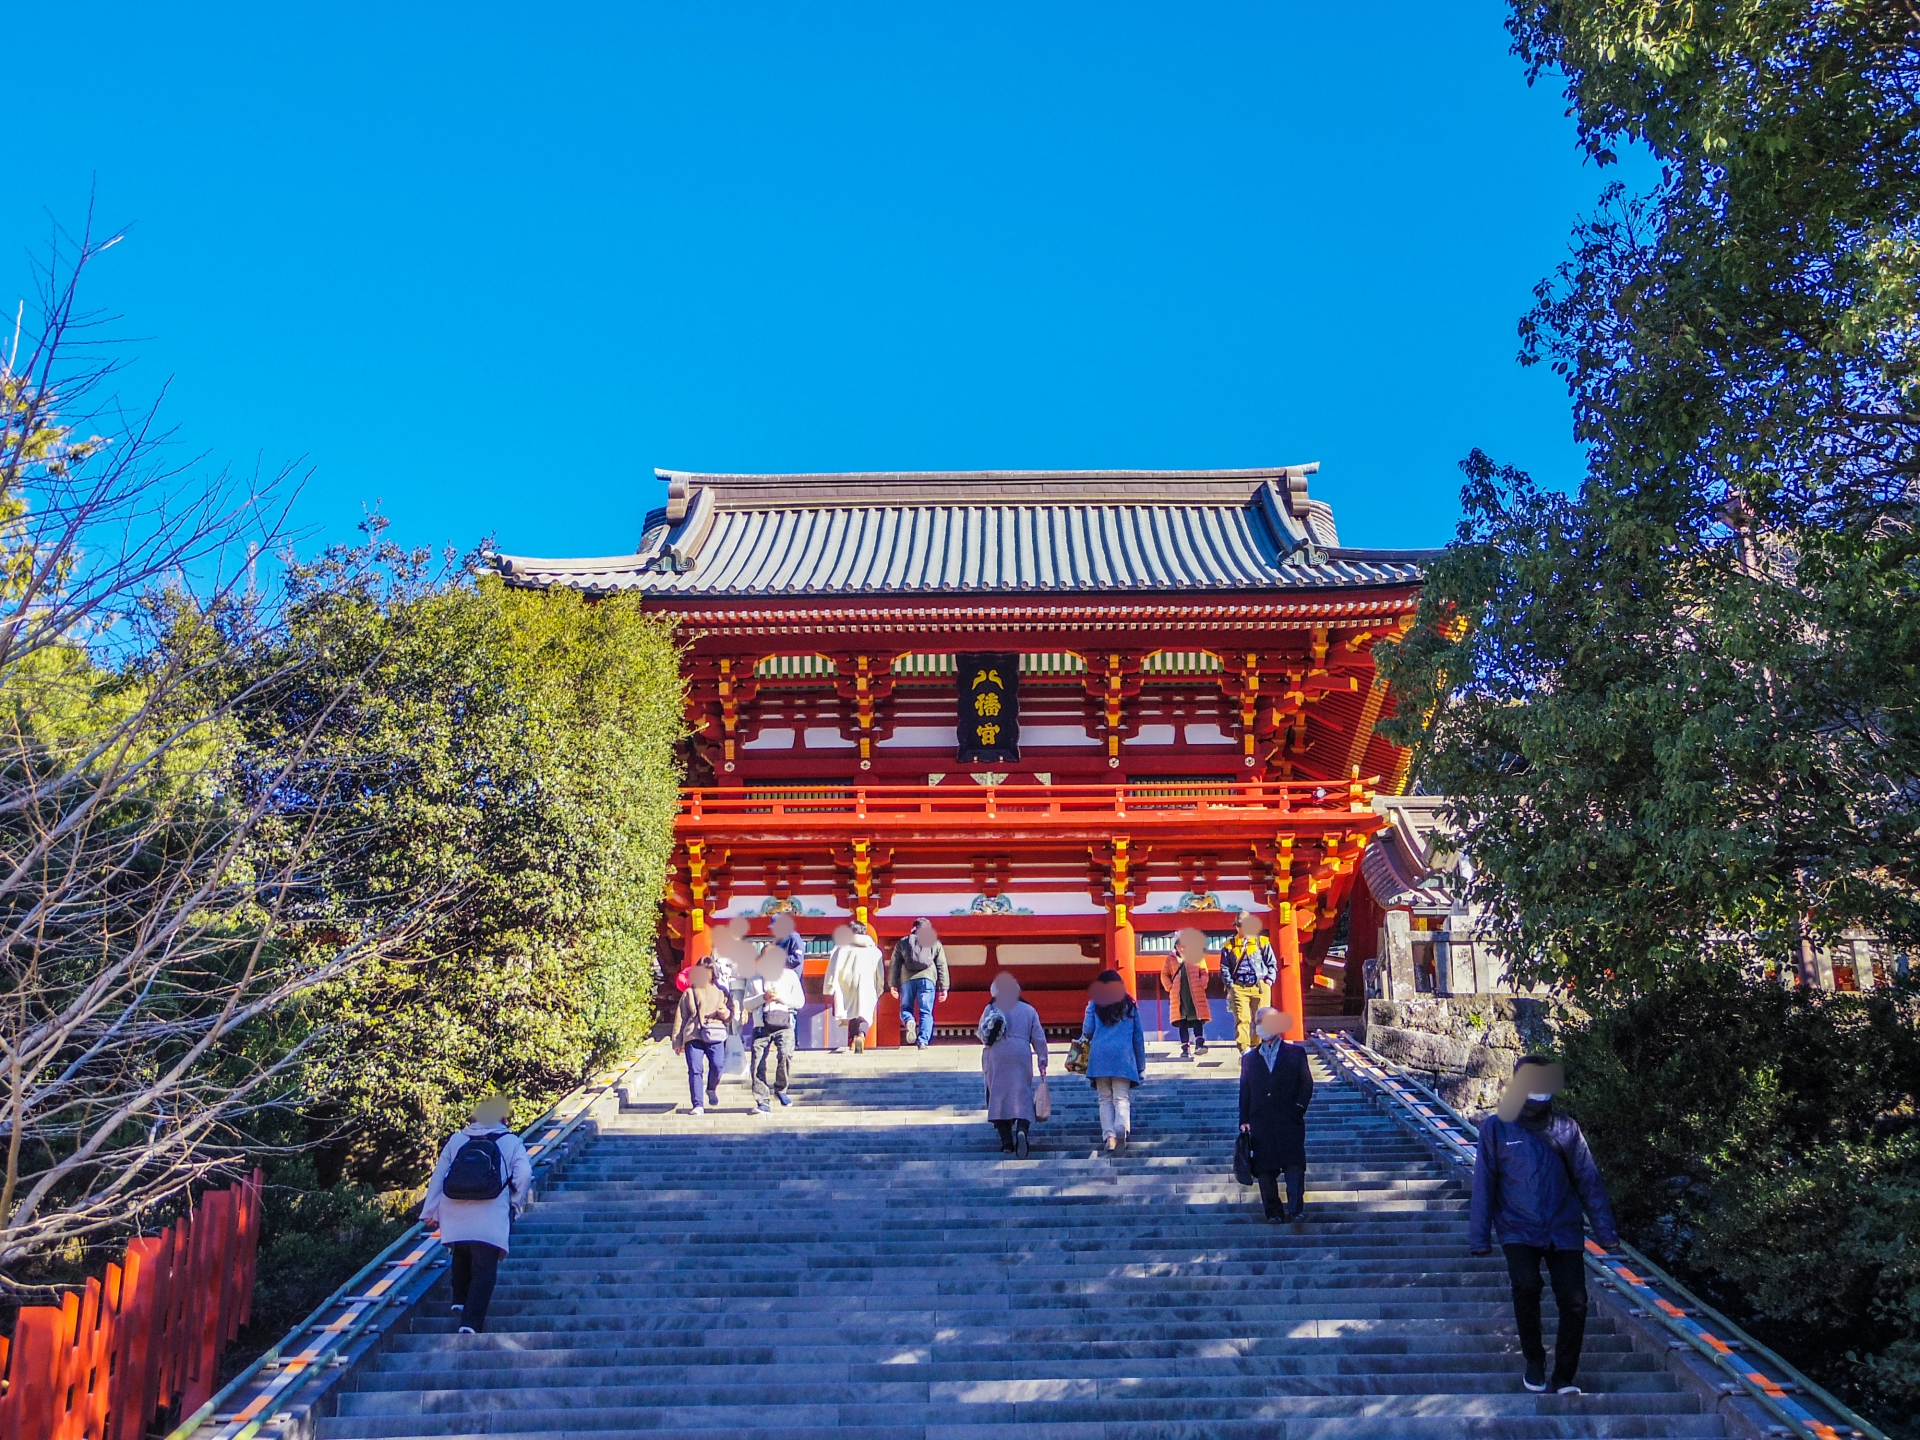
[491,466,1432,599]
[1362,797,1464,912]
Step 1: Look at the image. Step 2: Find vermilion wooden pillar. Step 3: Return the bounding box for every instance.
[1108,835,1137,996]
[1275,902,1305,1041]
[684,840,713,966]
[684,917,712,967]
[1109,905,1137,997]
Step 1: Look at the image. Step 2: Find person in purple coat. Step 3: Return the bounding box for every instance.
[1470,1054,1619,1397]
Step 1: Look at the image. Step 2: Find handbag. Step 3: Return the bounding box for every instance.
[1233,1131,1256,1186]
[1033,1077,1052,1122]
[1064,1036,1091,1075]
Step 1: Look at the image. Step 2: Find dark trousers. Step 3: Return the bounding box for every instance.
[684,1038,724,1107]
[752,1025,794,1100]
[449,1241,504,1331]
[846,1017,869,1040]
[1503,1243,1589,1386]
[1256,1167,1305,1218]
[992,1118,1031,1150]
[1176,1020,1205,1046]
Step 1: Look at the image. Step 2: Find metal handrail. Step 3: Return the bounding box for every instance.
[1309,1028,1885,1440]
[166,1043,667,1440]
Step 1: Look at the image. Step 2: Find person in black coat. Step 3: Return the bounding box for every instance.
[1238,1007,1313,1221]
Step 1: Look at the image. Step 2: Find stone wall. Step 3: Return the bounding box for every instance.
[1364,995,1584,1117]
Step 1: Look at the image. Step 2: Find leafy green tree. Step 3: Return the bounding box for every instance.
[247,536,684,1184]
[1561,976,1920,1425]
[1382,2,1920,994]
[0,228,437,1291]
[1377,6,1920,1423]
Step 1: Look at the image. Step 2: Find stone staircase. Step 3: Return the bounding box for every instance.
[322,1042,1719,1439]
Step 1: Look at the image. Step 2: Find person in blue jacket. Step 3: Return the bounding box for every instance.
[1470,1054,1619,1397]
[1079,969,1147,1153]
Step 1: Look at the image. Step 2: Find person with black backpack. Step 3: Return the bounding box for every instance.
[421,1094,533,1334]
[1469,1055,1619,1396]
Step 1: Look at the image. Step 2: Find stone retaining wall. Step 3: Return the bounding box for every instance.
[1363,995,1583,1116]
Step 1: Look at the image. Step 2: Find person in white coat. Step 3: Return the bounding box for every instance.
[824,921,887,1052]
[420,1095,533,1333]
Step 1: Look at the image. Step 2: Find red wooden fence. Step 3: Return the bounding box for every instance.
[0,1170,263,1440]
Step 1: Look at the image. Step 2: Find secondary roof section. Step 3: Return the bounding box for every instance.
[490,464,1433,599]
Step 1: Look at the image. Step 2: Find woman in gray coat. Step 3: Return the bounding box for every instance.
[979,972,1048,1158]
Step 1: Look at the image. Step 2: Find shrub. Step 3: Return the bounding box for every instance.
[1561,973,1920,1431]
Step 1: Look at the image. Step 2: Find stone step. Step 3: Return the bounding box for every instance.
[319,1396,1719,1439]
[320,1049,1713,1440]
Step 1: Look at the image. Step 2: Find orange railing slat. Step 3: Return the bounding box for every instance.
[0,1171,264,1440]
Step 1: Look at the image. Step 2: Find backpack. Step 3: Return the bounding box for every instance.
[442,1133,507,1201]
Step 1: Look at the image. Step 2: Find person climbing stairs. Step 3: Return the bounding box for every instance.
[321,1045,1720,1439]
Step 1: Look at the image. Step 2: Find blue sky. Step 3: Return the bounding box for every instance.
[3,4,1643,559]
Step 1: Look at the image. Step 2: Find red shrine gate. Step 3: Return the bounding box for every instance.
[493,466,1431,1041]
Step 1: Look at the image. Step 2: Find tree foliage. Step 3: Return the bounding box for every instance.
[0,227,444,1288]
[1382,2,1920,993]
[0,226,686,1302]
[245,538,684,1184]
[1562,974,1920,1427]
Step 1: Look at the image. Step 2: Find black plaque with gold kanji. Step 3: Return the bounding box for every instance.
[956,652,1020,763]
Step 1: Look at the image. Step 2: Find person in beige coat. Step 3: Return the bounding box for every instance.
[1162,926,1214,1060]
[672,962,735,1114]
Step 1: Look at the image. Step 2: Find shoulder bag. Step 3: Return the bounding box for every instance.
[1064,1036,1091,1075]
[1233,1131,1256,1186]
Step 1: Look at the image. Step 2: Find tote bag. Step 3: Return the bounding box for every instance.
[1033,1077,1052,1122]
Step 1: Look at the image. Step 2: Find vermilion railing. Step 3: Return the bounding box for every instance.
[680,778,1380,826]
[0,1171,263,1440]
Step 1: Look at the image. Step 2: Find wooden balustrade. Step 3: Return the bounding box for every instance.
[678,779,1378,838]
[0,1171,263,1440]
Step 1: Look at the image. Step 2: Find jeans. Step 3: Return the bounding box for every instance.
[900,977,937,1045]
[1503,1243,1589,1387]
[1229,983,1268,1051]
[752,1025,794,1101]
[684,1038,725,1107]
[1176,1019,1206,1048]
[449,1241,504,1331]
[1256,1166,1305,1218]
[1095,1076,1134,1139]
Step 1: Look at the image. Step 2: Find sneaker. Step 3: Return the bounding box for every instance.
[776,1093,793,1107]
[1014,1129,1029,1159]
[449,1303,463,1313]
[1283,1204,1305,1222]
[689,1105,704,1116]
[755,1103,771,1115]
[1523,1359,1547,1393]
[1179,1045,1192,1060]
[457,1325,476,1335]
[1105,1135,1119,1153]
[1195,1041,1208,1055]
[1555,1384,1582,1396]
